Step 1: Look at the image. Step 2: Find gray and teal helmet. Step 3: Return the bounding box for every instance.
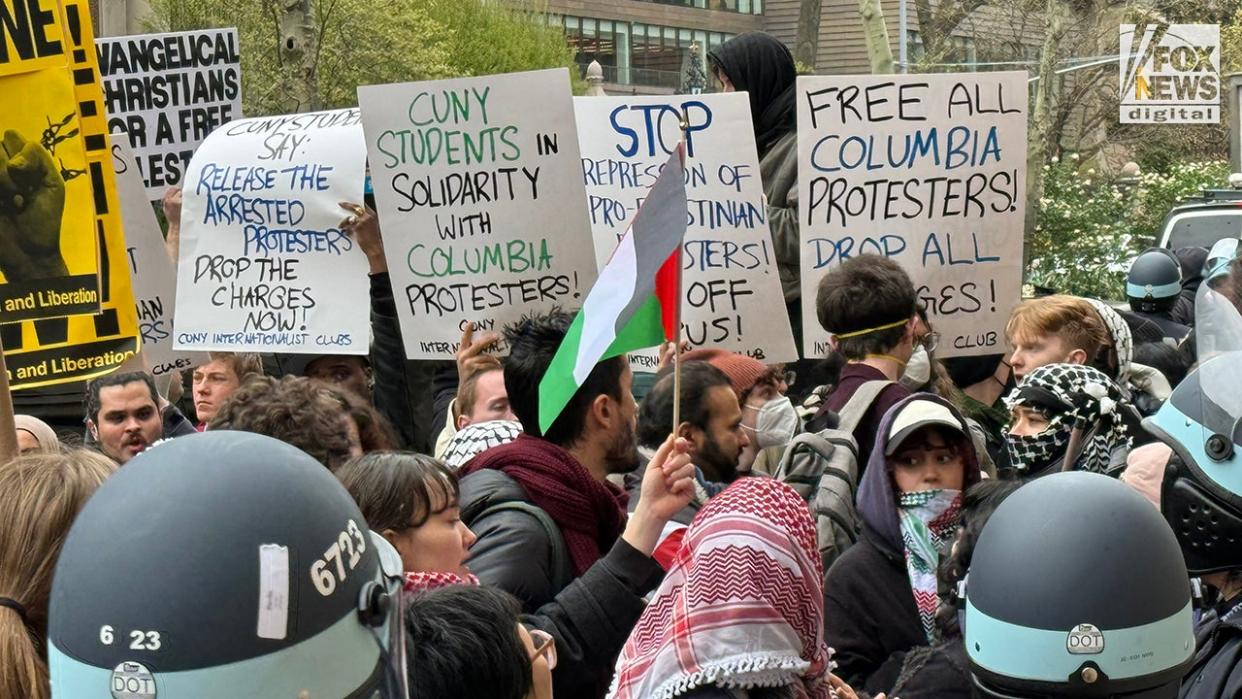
[1146,254,1242,574]
[48,431,409,699]
[965,472,1194,698]
[1127,248,1183,314]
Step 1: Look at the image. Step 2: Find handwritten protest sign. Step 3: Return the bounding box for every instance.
[0,0,102,323]
[3,0,140,388]
[173,108,369,354]
[97,28,242,199]
[575,93,796,370]
[797,72,1027,358]
[358,68,598,359]
[112,134,207,376]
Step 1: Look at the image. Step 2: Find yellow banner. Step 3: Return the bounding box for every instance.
[2,0,139,389]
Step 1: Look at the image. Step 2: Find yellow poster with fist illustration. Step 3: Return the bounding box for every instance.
[0,0,139,389]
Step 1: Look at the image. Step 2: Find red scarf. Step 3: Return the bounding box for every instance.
[462,434,628,576]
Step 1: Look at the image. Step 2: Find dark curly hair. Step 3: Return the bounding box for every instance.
[208,375,355,470]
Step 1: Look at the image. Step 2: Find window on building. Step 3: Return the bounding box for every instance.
[905,30,977,70]
[632,0,762,15]
[561,14,735,88]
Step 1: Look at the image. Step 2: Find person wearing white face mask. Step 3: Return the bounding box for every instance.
[682,348,798,475]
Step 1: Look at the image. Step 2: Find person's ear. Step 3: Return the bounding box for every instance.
[365,365,375,389]
[380,528,401,547]
[589,393,613,431]
[455,413,470,431]
[86,419,98,441]
[675,420,696,445]
[1067,348,1088,365]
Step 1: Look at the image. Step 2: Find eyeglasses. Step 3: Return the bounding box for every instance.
[920,332,940,353]
[528,628,557,670]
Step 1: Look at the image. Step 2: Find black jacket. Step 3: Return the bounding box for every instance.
[1181,598,1242,698]
[525,537,668,699]
[368,273,417,449]
[890,639,973,699]
[823,525,926,695]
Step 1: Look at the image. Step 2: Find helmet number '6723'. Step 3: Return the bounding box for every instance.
[310,519,367,596]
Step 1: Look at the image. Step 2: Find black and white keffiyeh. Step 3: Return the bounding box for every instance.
[441,420,523,470]
[1003,363,1132,476]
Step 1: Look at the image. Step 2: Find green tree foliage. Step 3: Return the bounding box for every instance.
[144,0,577,116]
[1026,156,1230,298]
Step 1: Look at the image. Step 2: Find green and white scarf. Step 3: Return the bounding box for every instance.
[898,489,962,644]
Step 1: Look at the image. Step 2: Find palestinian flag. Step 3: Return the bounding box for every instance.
[538,146,687,434]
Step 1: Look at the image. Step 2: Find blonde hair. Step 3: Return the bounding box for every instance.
[1005,295,1109,357]
[0,450,115,699]
[206,352,265,382]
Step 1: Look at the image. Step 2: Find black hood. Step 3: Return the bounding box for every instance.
[707,32,796,156]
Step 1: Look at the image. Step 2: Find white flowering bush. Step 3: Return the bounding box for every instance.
[1026,158,1231,299]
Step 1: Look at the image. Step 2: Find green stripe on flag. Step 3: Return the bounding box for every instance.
[538,295,666,435]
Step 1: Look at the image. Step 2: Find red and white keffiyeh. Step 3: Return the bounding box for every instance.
[608,478,834,699]
[403,570,479,592]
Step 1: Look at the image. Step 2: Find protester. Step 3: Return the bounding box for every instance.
[608,477,849,699]
[0,450,114,699]
[962,472,1194,697]
[14,415,59,455]
[682,348,794,475]
[405,584,553,699]
[85,371,176,464]
[942,355,1013,464]
[635,360,749,489]
[1170,245,1210,327]
[1003,363,1132,477]
[191,352,262,428]
[1004,294,1110,382]
[459,310,697,613]
[208,375,362,470]
[888,480,1021,698]
[46,432,408,698]
[277,201,418,449]
[342,446,699,697]
[442,420,524,470]
[338,388,402,452]
[433,323,512,458]
[824,394,982,694]
[1127,248,1192,341]
[806,254,923,470]
[1082,298,1133,385]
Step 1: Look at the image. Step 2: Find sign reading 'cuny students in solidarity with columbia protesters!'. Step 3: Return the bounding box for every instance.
[96,28,243,199]
[2,0,142,390]
[358,68,599,360]
[575,93,796,370]
[111,134,208,377]
[797,72,1027,359]
[173,109,370,355]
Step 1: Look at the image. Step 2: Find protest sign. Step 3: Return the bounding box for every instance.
[2,0,140,389]
[0,0,103,323]
[358,68,599,359]
[575,93,796,370]
[797,72,1027,358]
[112,134,207,376]
[97,28,242,199]
[173,108,370,354]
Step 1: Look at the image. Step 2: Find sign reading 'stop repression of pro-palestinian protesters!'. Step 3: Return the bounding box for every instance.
[357,68,599,360]
[111,133,208,376]
[797,72,1028,359]
[172,108,370,354]
[575,92,796,370]
[0,0,102,324]
[2,0,141,390]
[96,28,242,199]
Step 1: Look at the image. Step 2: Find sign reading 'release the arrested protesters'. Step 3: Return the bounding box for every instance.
[797,72,1028,359]
[358,68,599,360]
[575,93,796,370]
[112,134,207,376]
[2,0,140,389]
[0,0,102,324]
[96,28,242,199]
[173,108,370,354]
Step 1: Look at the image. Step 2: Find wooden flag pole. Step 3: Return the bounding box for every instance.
[0,335,19,463]
[671,112,689,437]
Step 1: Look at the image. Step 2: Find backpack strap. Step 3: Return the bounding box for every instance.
[475,501,571,592]
[835,380,895,433]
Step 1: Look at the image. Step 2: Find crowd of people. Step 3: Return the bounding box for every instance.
[3,29,1242,699]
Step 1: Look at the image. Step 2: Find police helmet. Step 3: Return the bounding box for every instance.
[965,472,1194,698]
[1146,275,1242,574]
[1127,248,1183,314]
[48,431,407,698]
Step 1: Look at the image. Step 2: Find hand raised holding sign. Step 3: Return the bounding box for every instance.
[622,435,697,556]
[456,322,502,385]
[339,201,384,274]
